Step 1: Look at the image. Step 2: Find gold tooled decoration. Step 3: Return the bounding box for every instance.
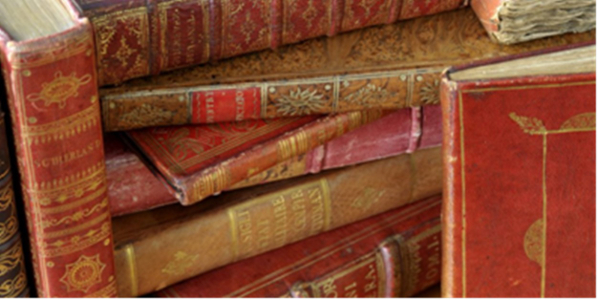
[0,184,13,211]
[0,242,24,277]
[509,113,547,134]
[118,103,175,128]
[344,83,393,107]
[0,214,18,245]
[418,79,440,105]
[559,112,596,131]
[40,198,108,229]
[26,72,92,109]
[0,270,27,297]
[524,219,543,265]
[161,251,199,276]
[60,254,106,293]
[274,87,327,116]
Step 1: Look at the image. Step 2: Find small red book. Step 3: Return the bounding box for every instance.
[441,44,596,297]
[154,196,442,298]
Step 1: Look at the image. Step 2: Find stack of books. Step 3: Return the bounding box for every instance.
[0,0,594,297]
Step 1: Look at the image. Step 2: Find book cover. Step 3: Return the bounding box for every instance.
[75,0,466,85]
[107,106,441,216]
[98,8,596,131]
[0,1,116,297]
[126,110,385,205]
[155,196,442,297]
[0,111,29,297]
[441,44,595,297]
[112,147,442,297]
[471,0,595,44]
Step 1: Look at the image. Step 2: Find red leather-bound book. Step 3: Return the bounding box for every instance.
[125,111,385,206]
[97,8,595,131]
[0,1,116,297]
[74,0,466,85]
[107,106,442,216]
[154,196,442,297]
[441,44,595,297]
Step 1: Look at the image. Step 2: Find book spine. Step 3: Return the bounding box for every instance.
[0,21,117,297]
[439,74,460,298]
[101,67,445,131]
[78,0,466,85]
[113,147,442,297]
[179,110,386,205]
[154,197,442,297]
[0,113,29,297]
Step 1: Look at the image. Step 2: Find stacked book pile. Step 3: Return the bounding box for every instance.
[0,0,594,297]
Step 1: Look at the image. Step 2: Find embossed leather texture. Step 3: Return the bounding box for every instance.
[112,148,442,297]
[97,8,595,131]
[0,4,116,297]
[107,106,442,216]
[153,196,442,297]
[441,46,596,297]
[76,0,466,86]
[126,111,386,205]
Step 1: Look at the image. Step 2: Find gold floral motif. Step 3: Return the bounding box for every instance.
[274,87,327,116]
[344,83,392,107]
[302,0,318,28]
[161,251,199,276]
[60,254,106,293]
[158,128,212,160]
[524,219,543,265]
[0,271,27,297]
[559,112,596,130]
[118,103,176,128]
[26,72,92,109]
[0,215,19,245]
[0,183,13,211]
[509,113,547,134]
[43,222,111,258]
[418,79,440,105]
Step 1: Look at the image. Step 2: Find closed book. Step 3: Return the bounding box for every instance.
[126,110,385,206]
[98,8,596,131]
[471,0,595,45]
[76,0,466,85]
[441,44,595,297]
[113,147,442,297]
[0,111,29,297]
[0,1,116,297]
[107,106,442,216]
[155,196,442,297]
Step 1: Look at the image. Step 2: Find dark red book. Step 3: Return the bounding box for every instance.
[154,196,442,297]
[106,106,442,216]
[75,0,466,85]
[441,44,595,297]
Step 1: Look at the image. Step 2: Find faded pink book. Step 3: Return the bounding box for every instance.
[106,106,442,216]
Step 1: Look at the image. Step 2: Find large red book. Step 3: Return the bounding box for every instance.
[155,196,442,297]
[0,1,116,297]
[76,0,466,85]
[98,8,595,131]
[107,106,442,216]
[112,148,442,297]
[441,44,595,297]
[125,110,385,206]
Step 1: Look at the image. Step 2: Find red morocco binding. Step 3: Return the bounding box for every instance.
[155,196,443,298]
[0,1,116,297]
[441,44,595,297]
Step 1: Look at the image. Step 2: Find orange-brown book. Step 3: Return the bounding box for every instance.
[441,44,595,297]
[113,147,442,297]
[125,111,385,206]
[99,8,595,131]
[154,196,443,298]
[0,1,116,297]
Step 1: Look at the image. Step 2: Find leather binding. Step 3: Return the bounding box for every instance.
[126,110,386,206]
[441,45,595,297]
[0,112,29,297]
[0,1,116,297]
[112,147,442,297]
[75,0,467,85]
[97,8,596,131]
[154,196,442,297]
[107,106,441,216]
